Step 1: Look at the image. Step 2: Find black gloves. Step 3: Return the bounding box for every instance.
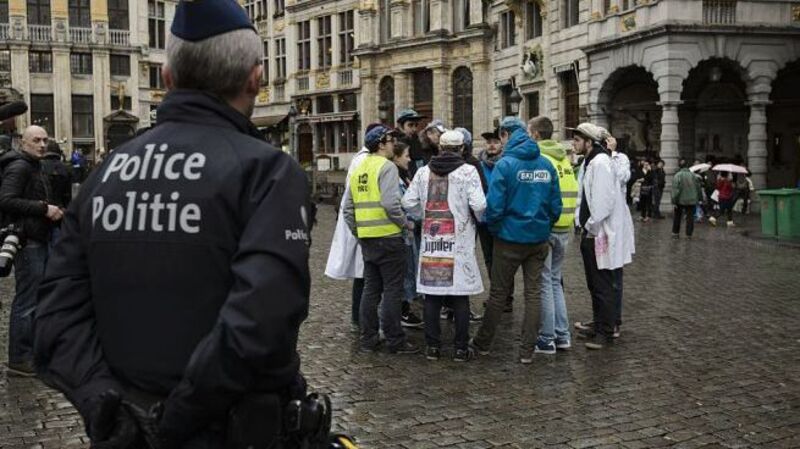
[86,390,140,449]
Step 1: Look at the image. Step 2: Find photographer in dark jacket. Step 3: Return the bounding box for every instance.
[0,125,64,377]
[34,2,313,448]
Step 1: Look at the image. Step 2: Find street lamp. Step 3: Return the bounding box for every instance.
[287,104,298,160]
[508,87,523,116]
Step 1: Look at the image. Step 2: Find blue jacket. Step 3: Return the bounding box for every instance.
[485,129,562,244]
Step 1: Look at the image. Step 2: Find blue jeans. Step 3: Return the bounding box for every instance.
[538,233,570,344]
[8,243,48,364]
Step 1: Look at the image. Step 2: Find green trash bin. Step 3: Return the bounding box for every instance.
[776,189,800,239]
[758,190,780,237]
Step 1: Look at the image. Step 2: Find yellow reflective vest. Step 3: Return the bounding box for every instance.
[543,153,579,232]
[349,154,402,238]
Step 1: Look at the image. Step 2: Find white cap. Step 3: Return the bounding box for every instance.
[439,130,464,147]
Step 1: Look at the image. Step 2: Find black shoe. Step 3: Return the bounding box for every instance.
[425,346,441,361]
[576,329,596,340]
[469,311,483,322]
[359,343,379,353]
[389,341,420,355]
[585,334,614,350]
[453,348,474,362]
[440,307,454,321]
[6,361,36,378]
[503,299,513,313]
[401,311,424,328]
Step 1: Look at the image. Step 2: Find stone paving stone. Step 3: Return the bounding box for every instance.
[1,209,799,448]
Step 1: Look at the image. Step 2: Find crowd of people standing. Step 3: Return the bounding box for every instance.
[326,110,636,362]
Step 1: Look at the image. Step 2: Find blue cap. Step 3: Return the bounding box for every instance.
[500,116,526,133]
[365,125,398,151]
[171,0,256,42]
[396,109,426,124]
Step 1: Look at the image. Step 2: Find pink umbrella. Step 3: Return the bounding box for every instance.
[712,164,748,174]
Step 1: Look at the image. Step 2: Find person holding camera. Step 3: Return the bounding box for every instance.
[33,1,327,448]
[0,125,64,377]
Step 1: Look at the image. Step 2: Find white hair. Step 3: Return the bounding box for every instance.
[166,29,263,100]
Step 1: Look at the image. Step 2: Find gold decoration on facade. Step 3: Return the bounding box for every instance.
[635,0,649,5]
[591,11,602,20]
[609,5,619,13]
[359,0,376,11]
[316,72,331,89]
[90,0,109,22]
[151,90,165,101]
[275,19,286,32]
[621,13,636,31]
[51,0,68,19]
[793,5,800,22]
[8,0,25,16]
[258,87,270,104]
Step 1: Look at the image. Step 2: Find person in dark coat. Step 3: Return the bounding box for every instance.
[395,109,426,180]
[0,125,64,377]
[40,141,72,209]
[34,2,311,448]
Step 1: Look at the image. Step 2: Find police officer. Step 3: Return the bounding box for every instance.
[34,1,311,447]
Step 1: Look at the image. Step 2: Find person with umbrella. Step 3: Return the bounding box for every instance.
[709,164,748,227]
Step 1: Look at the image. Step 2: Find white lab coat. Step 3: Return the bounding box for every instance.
[324,148,369,280]
[402,164,486,296]
[576,152,635,270]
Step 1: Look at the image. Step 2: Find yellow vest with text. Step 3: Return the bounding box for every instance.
[543,153,579,232]
[350,155,402,238]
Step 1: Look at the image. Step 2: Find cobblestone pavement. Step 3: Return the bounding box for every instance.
[1,207,799,448]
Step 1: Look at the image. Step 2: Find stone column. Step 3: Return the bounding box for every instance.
[429,0,445,32]
[391,0,409,39]
[9,44,30,130]
[331,13,341,88]
[658,99,681,212]
[432,66,450,123]
[52,45,72,143]
[93,49,111,153]
[360,74,378,125]
[394,71,410,113]
[747,98,770,191]
[472,61,491,139]
[469,0,482,25]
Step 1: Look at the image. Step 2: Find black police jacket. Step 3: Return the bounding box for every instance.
[34,90,311,442]
[0,149,53,243]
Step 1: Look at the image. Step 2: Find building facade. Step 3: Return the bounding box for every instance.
[0,0,175,161]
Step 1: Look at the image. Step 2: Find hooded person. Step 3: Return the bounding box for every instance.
[470,117,562,364]
[402,130,486,362]
[326,122,385,332]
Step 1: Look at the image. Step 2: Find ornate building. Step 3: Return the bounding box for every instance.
[0,0,174,160]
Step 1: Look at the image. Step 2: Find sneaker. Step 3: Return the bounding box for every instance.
[350,322,360,334]
[585,334,613,350]
[453,348,474,362]
[613,326,621,339]
[440,307,453,321]
[425,346,441,361]
[709,216,718,226]
[555,338,572,350]
[671,233,680,239]
[469,311,483,322]
[534,339,556,355]
[401,311,424,328]
[727,221,735,227]
[519,348,534,364]
[574,321,593,331]
[469,337,491,355]
[359,342,380,353]
[576,329,596,340]
[389,341,420,355]
[6,361,36,378]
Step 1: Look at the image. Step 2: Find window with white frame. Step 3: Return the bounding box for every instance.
[262,41,269,85]
[500,11,516,48]
[339,11,354,66]
[562,0,579,28]
[297,21,311,71]
[275,38,287,80]
[148,0,166,49]
[317,16,332,69]
[525,0,543,39]
[244,0,268,22]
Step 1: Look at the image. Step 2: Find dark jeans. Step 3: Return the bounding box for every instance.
[718,199,734,222]
[737,189,750,214]
[359,237,407,350]
[9,242,48,364]
[424,295,469,350]
[477,224,515,301]
[474,239,549,352]
[614,268,623,327]
[654,186,665,217]
[640,193,653,219]
[672,205,696,237]
[351,277,364,325]
[579,235,619,339]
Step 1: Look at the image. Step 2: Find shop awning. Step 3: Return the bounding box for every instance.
[252,114,288,128]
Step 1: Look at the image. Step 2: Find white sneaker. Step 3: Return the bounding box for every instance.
[709,217,717,226]
[727,221,735,227]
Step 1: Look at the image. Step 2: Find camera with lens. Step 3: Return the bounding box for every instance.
[0,224,22,277]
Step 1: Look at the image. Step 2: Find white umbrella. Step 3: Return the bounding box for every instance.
[712,163,748,174]
[690,163,711,173]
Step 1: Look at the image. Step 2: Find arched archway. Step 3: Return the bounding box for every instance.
[378,76,395,126]
[597,66,661,159]
[679,58,748,164]
[767,60,800,188]
[452,66,473,132]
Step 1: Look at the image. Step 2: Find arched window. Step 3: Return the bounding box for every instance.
[379,76,395,126]
[452,67,473,132]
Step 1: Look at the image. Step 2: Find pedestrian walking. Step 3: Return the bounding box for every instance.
[34,2,323,446]
[402,130,486,362]
[672,159,702,238]
[0,126,64,377]
[392,142,424,328]
[529,116,577,354]
[734,171,753,215]
[470,117,562,364]
[653,160,666,218]
[326,124,384,332]
[572,123,634,350]
[476,127,515,313]
[344,125,419,354]
[709,172,735,227]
